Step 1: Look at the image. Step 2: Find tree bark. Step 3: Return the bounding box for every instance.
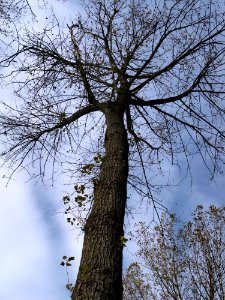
[72,104,129,300]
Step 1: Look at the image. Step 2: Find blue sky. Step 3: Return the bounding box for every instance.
[0,1,225,299]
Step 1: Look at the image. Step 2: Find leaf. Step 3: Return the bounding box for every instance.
[68,256,75,261]
[120,236,128,247]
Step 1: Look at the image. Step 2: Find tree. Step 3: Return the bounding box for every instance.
[123,263,152,300]
[0,0,225,299]
[123,205,225,300]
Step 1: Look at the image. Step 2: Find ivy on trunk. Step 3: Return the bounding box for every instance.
[73,105,129,299]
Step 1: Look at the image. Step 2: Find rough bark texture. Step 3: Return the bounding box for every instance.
[72,104,129,300]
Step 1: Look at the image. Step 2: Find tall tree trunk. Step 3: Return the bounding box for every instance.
[72,105,129,300]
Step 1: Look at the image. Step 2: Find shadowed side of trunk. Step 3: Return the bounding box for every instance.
[72,104,129,300]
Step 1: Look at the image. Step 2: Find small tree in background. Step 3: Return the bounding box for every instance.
[0,0,225,298]
[124,205,225,300]
[123,263,152,300]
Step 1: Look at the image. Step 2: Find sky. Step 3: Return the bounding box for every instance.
[0,1,82,299]
[0,1,225,300]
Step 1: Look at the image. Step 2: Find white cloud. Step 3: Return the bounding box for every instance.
[0,167,84,300]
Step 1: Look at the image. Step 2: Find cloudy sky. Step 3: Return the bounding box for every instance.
[0,1,82,299]
[0,1,225,300]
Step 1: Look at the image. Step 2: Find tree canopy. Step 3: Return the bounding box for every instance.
[1,0,225,189]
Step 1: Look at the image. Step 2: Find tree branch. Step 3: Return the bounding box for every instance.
[68,24,97,105]
[126,106,160,151]
[0,104,99,143]
[131,25,225,93]
[129,57,220,106]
